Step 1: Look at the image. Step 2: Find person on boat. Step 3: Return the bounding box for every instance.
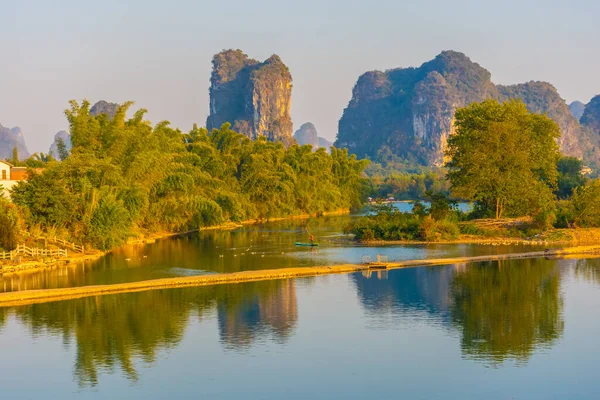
[310,234,315,244]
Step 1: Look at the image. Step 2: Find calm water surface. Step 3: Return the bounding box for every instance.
[0,214,550,293]
[1,257,600,399]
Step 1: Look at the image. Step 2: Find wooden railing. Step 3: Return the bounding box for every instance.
[0,244,67,260]
[37,237,85,253]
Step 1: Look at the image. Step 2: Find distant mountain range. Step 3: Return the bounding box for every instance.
[335,51,600,167]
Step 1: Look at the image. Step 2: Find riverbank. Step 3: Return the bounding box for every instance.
[360,228,600,246]
[0,209,352,275]
[1,244,599,308]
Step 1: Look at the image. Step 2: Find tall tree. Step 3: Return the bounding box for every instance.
[445,99,560,219]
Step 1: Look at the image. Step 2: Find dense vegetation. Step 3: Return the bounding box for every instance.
[364,153,449,200]
[446,99,560,220]
[3,101,368,250]
[349,99,600,242]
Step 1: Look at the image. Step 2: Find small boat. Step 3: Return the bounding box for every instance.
[295,242,319,247]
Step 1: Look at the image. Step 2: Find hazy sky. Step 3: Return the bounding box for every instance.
[1,0,599,154]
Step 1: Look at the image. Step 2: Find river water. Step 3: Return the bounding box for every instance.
[2,215,599,398]
[0,214,546,293]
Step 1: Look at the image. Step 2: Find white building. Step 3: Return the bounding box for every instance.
[0,160,27,198]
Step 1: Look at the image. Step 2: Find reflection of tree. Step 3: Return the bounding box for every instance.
[11,279,299,386]
[450,258,564,365]
[0,308,7,331]
[217,279,298,350]
[574,258,600,285]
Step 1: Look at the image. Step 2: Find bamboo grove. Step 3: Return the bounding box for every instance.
[7,101,369,250]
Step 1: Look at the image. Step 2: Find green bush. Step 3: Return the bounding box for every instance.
[419,216,460,241]
[0,200,22,251]
[86,195,131,250]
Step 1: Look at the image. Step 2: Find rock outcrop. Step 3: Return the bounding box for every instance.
[497,82,586,158]
[206,50,293,146]
[336,51,593,166]
[317,137,333,150]
[90,101,119,118]
[581,96,600,133]
[0,124,30,160]
[569,101,586,121]
[49,130,72,159]
[293,122,334,152]
[294,123,318,147]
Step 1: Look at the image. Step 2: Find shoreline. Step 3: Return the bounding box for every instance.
[1,245,600,308]
[0,209,351,275]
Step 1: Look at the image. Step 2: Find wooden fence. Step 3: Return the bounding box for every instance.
[37,237,85,253]
[0,244,67,261]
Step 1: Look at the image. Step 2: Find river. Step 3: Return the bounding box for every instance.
[1,216,599,399]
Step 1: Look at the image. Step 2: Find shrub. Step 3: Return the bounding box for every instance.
[419,216,460,241]
[0,200,22,251]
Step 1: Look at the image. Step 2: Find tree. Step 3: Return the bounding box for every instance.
[571,180,600,227]
[445,99,560,219]
[0,196,22,250]
[56,137,69,161]
[556,156,586,199]
[11,147,19,165]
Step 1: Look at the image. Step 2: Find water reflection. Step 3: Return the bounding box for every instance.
[0,215,554,293]
[451,259,564,365]
[218,279,297,350]
[11,279,300,387]
[7,257,599,388]
[353,258,565,365]
[574,257,600,284]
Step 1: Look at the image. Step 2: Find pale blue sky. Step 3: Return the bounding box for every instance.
[1,0,599,153]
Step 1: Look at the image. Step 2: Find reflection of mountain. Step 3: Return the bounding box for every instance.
[353,266,454,323]
[218,279,298,350]
[11,279,300,386]
[353,259,564,365]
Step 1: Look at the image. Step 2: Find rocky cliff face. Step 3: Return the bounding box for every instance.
[581,96,600,133]
[0,124,30,160]
[90,101,119,118]
[497,81,586,158]
[49,130,72,158]
[570,101,586,121]
[206,50,293,146]
[337,51,592,166]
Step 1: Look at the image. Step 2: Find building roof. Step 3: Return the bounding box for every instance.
[0,160,14,167]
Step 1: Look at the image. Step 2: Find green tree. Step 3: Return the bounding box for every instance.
[571,180,600,227]
[445,99,560,219]
[56,137,69,161]
[556,156,586,199]
[11,147,19,165]
[0,196,22,250]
